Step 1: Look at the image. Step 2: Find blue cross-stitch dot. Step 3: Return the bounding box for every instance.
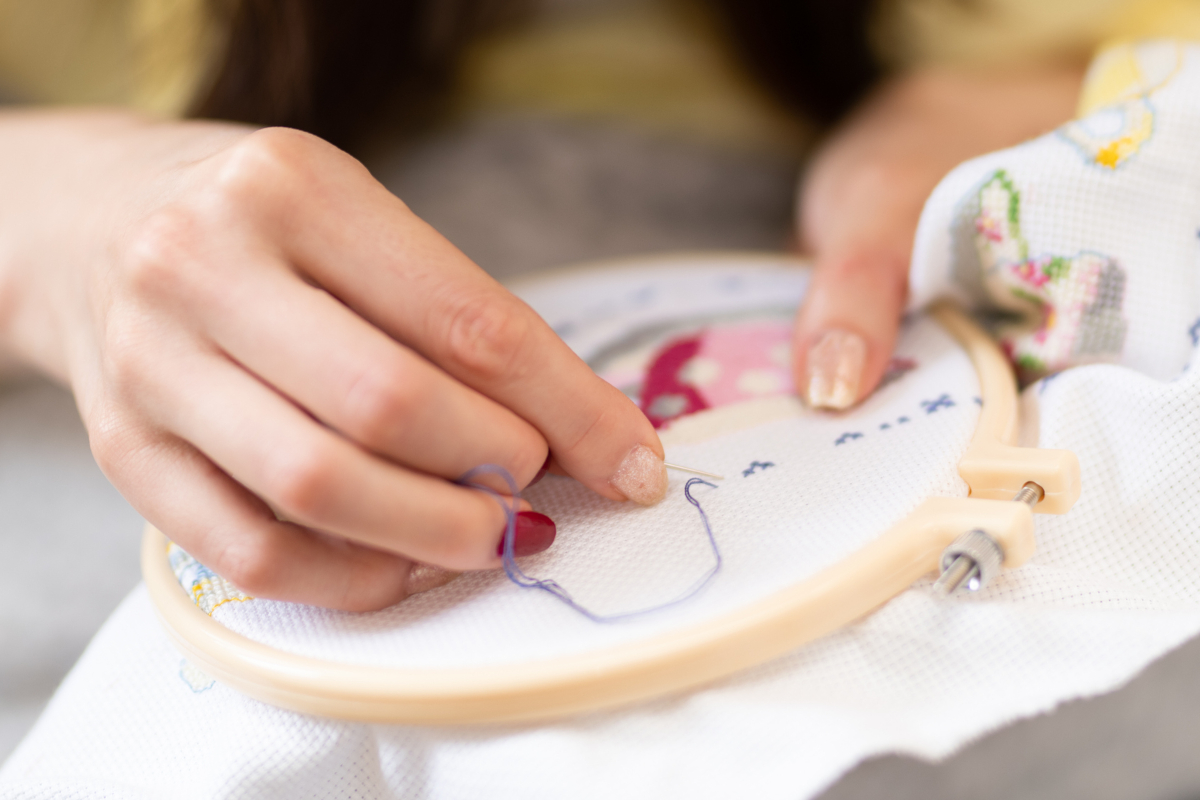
[898,416,910,424]
[742,461,775,477]
[879,422,891,430]
[921,394,955,414]
[1189,317,1200,346]
[835,432,864,445]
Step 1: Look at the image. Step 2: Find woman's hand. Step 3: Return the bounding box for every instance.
[793,65,1086,409]
[0,112,666,610]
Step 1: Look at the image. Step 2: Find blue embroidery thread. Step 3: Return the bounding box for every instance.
[459,466,722,623]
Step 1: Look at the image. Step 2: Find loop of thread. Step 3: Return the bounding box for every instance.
[457,465,722,623]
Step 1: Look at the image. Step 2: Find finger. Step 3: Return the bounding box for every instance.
[792,249,908,409]
[152,346,525,571]
[201,263,549,489]
[230,130,667,505]
[90,420,424,611]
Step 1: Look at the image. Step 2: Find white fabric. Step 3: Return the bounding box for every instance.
[203,263,979,670]
[8,38,1200,800]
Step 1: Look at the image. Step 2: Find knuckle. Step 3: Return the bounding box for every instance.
[842,158,915,196]
[214,127,320,202]
[821,252,908,297]
[342,363,424,446]
[122,208,201,301]
[263,441,337,522]
[87,410,136,476]
[443,294,535,383]
[100,313,156,400]
[821,254,878,283]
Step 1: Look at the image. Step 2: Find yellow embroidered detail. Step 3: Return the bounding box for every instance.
[168,541,254,616]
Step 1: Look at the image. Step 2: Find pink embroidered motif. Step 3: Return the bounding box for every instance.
[640,334,710,428]
[639,321,793,428]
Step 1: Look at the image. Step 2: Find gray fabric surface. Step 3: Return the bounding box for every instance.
[1,113,1198,799]
[0,380,144,761]
[818,635,1200,800]
[370,115,799,280]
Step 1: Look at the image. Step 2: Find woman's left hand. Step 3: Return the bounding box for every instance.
[793,64,1085,409]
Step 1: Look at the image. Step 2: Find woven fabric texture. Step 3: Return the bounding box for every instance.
[202,261,976,670]
[8,38,1200,800]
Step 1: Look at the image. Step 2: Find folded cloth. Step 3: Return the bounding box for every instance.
[6,39,1200,800]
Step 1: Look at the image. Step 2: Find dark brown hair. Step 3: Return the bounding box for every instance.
[190,0,518,147]
[191,0,879,147]
[710,0,880,124]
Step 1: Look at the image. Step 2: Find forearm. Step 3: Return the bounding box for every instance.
[800,64,1087,259]
[0,109,250,383]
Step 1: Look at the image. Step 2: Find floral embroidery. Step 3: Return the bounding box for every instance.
[1058,40,1183,170]
[168,541,252,615]
[1059,98,1154,170]
[970,170,1128,382]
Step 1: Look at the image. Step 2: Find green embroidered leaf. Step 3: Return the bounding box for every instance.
[1010,287,1042,304]
[982,170,1028,261]
[1043,256,1071,282]
[1014,352,1045,371]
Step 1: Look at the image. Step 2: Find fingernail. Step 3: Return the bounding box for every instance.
[497,510,557,557]
[407,563,459,596]
[805,329,866,410]
[527,453,552,488]
[610,443,668,506]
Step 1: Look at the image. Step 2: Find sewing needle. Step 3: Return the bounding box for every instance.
[663,462,724,481]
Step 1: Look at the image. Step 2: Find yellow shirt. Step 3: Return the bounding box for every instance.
[0,0,1197,142]
[0,0,215,116]
[874,0,1200,69]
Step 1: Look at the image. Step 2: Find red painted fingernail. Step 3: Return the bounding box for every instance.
[498,511,557,557]
[527,453,552,488]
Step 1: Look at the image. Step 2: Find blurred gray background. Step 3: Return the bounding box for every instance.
[2,112,1199,799]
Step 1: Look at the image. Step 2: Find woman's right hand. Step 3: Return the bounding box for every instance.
[0,112,666,610]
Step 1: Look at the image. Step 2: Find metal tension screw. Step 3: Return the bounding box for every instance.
[933,482,1044,596]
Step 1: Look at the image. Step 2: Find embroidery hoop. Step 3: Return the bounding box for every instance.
[142,256,1081,725]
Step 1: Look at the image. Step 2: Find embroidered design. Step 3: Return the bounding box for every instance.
[742,461,775,477]
[179,659,215,693]
[832,398,968,446]
[1059,40,1182,169]
[1059,98,1154,169]
[627,320,794,429]
[969,170,1128,382]
[167,542,252,615]
[921,394,955,414]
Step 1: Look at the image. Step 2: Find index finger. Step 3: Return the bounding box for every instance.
[234,130,667,505]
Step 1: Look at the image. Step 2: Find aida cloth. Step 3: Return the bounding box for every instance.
[10,39,1200,800]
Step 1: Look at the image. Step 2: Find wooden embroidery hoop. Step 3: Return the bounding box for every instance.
[142,293,1080,726]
